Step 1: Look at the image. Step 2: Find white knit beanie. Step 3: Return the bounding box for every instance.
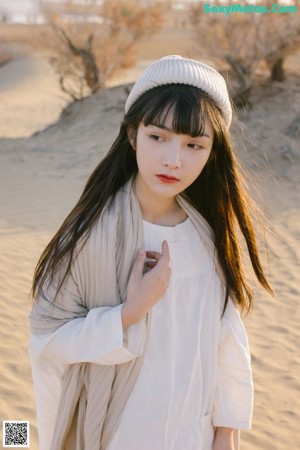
[125,55,232,129]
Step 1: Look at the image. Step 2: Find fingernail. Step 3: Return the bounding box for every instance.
[138,248,145,255]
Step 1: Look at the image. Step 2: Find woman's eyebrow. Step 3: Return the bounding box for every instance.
[148,123,211,139]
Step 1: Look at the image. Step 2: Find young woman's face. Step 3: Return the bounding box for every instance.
[133,112,214,202]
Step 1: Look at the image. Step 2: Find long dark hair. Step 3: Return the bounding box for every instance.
[32,84,273,312]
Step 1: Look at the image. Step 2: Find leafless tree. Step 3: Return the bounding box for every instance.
[189,0,300,104]
[37,0,163,100]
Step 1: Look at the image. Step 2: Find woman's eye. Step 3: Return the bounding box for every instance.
[149,134,162,141]
[188,143,203,150]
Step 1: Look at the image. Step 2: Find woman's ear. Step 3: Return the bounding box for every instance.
[127,126,136,150]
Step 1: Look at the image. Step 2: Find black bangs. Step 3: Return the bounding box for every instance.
[137,84,211,137]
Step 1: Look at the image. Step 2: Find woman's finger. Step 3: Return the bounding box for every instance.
[146,250,161,261]
[145,260,157,269]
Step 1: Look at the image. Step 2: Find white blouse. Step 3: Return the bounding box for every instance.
[29,219,253,450]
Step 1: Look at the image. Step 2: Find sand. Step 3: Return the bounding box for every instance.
[0,23,299,450]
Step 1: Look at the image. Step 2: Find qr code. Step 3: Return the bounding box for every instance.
[3,421,29,448]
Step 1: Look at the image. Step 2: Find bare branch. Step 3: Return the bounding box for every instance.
[36,0,163,100]
[189,0,300,101]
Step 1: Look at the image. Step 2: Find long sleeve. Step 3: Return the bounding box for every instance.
[29,263,146,366]
[212,299,254,430]
[29,304,146,367]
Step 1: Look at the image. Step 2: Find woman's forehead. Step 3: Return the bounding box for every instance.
[143,108,213,138]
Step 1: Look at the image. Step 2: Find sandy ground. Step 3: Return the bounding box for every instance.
[0,22,299,450]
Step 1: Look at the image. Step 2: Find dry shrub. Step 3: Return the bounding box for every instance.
[255,1,300,82]
[189,0,300,104]
[37,0,163,100]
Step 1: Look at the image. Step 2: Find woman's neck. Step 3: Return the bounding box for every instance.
[134,177,187,227]
[140,201,187,227]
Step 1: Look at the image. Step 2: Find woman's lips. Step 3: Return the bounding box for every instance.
[156,174,180,183]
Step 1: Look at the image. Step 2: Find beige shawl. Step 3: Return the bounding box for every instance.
[29,177,240,450]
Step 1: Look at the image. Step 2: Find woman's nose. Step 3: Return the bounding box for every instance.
[162,144,182,169]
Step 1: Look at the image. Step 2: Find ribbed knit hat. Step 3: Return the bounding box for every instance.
[125,55,232,129]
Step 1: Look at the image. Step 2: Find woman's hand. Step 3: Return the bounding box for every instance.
[213,427,235,450]
[121,240,171,330]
